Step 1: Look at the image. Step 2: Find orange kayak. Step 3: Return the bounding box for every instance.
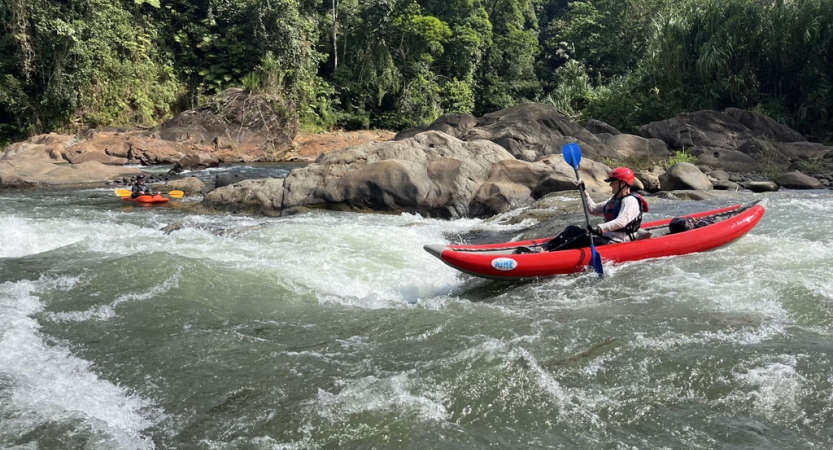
[122,194,169,204]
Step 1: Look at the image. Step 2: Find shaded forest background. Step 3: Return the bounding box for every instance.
[1,0,832,148]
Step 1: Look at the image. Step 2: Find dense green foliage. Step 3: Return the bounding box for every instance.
[2,0,833,146]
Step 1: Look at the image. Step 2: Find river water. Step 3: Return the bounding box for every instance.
[1,165,832,449]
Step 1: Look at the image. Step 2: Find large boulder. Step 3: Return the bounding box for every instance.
[596,133,671,161]
[61,141,129,165]
[775,171,825,189]
[459,103,617,162]
[773,141,831,160]
[1,134,71,162]
[0,134,140,186]
[736,138,790,170]
[166,177,205,196]
[694,147,761,173]
[202,130,614,218]
[170,152,220,172]
[128,135,188,164]
[0,159,140,186]
[584,119,621,135]
[280,131,516,218]
[469,156,611,217]
[659,162,713,191]
[635,166,664,193]
[215,173,246,189]
[724,108,806,142]
[395,113,478,140]
[639,110,755,150]
[202,178,286,216]
[744,180,780,192]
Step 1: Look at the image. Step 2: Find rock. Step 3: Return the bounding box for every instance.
[166,177,205,195]
[393,125,429,141]
[584,119,621,135]
[724,108,806,142]
[460,103,616,162]
[659,162,713,191]
[171,153,219,172]
[775,171,825,189]
[126,135,188,165]
[773,141,832,160]
[710,169,730,180]
[0,136,141,187]
[640,110,754,150]
[395,113,478,140]
[202,178,286,216]
[737,139,790,171]
[204,130,614,218]
[744,181,779,192]
[709,178,741,190]
[215,173,246,189]
[279,131,515,218]
[597,133,671,161]
[470,156,611,217]
[62,142,130,165]
[161,222,186,234]
[636,166,663,193]
[694,147,761,173]
[0,159,140,187]
[158,88,296,162]
[705,168,743,190]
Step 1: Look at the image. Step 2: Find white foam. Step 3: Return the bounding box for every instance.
[728,357,807,421]
[0,216,85,258]
[313,373,448,423]
[45,272,181,322]
[0,278,161,449]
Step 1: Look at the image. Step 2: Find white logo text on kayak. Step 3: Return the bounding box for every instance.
[491,258,517,271]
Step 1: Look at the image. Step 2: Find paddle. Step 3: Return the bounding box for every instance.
[561,143,604,278]
[114,189,184,198]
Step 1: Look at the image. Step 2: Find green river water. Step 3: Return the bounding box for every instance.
[1,170,832,449]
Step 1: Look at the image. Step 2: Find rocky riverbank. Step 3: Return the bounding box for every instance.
[200,104,833,219]
[2,93,831,220]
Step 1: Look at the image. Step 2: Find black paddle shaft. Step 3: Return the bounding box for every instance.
[573,167,595,232]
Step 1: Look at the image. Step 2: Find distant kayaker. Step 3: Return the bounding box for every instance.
[542,167,649,251]
[130,175,157,198]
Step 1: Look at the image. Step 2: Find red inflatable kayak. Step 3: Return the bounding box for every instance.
[424,199,767,280]
[122,194,169,204]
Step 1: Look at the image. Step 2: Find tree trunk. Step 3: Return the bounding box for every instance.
[332,0,338,70]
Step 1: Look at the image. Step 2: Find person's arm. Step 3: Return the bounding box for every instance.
[583,190,606,216]
[597,196,639,232]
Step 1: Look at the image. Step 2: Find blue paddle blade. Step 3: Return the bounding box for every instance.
[590,246,604,278]
[561,143,582,170]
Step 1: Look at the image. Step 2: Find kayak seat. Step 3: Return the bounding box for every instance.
[633,229,652,240]
[514,246,544,254]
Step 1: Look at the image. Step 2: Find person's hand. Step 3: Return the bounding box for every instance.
[587,225,603,236]
[574,179,585,190]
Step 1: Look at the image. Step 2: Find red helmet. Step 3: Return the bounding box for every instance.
[604,167,635,185]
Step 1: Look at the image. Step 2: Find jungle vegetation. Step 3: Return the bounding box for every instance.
[1,0,832,147]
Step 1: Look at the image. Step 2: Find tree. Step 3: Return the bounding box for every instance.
[475,0,542,113]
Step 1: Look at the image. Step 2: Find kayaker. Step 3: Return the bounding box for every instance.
[543,167,649,251]
[130,175,156,198]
